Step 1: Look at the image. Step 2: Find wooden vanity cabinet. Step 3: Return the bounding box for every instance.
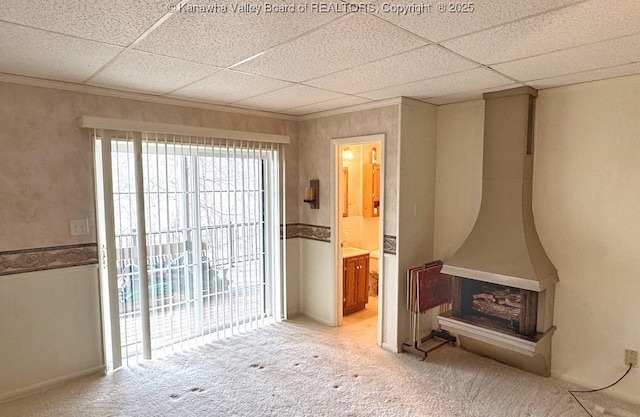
[363,163,381,218]
[343,254,369,315]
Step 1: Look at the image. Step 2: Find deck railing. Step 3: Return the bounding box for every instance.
[114,222,266,359]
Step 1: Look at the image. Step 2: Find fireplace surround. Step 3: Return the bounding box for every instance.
[437,87,558,376]
[438,270,556,374]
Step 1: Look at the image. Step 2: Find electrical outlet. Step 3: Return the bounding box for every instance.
[625,349,638,367]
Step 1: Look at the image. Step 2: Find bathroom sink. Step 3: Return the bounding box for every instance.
[342,247,370,258]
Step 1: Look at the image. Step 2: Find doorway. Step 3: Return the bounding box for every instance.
[332,134,384,345]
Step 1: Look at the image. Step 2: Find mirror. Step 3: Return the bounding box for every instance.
[342,167,348,217]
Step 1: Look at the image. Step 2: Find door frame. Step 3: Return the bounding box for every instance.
[95,133,283,367]
[331,134,385,346]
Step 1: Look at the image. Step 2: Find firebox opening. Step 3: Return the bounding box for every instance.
[452,277,538,338]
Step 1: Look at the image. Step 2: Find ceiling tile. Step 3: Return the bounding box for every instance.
[526,62,640,89]
[235,13,427,82]
[372,0,580,42]
[442,0,640,65]
[359,67,514,100]
[232,85,346,112]
[0,22,123,83]
[423,83,523,105]
[304,45,478,94]
[0,0,168,46]
[282,96,371,115]
[2,0,640,114]
[169,70,294,104]
[134,2,341,67]
[88,50,221,94]
[492,33,640,82]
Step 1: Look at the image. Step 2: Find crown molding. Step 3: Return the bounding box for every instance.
[398,97,437,109]
[0,72,298,121]
[0,73,413,122]
[295,97,403,121]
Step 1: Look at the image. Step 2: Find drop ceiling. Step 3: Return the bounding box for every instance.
[1,0,639,116]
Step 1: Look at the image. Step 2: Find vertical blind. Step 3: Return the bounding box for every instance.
[96,130,284,367]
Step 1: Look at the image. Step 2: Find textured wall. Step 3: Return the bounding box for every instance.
[535,76,640,403]
[296,106,399,235]
[0,81,299,400]
[434,77,640,403]
[0,81,297,253]
[294,106,399,333]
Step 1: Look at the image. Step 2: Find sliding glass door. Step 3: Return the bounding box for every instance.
[95,132,282,368]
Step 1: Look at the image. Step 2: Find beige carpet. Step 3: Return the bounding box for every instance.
[1,304,639,417]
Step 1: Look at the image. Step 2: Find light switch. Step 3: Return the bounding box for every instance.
[70,218,89,236]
